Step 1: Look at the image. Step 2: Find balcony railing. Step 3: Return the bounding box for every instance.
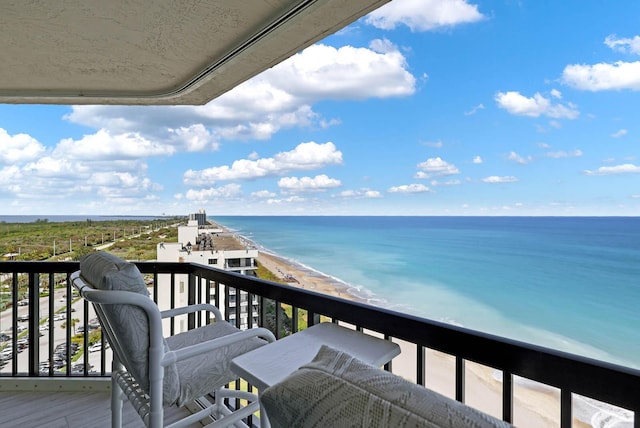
[1,261,638,427]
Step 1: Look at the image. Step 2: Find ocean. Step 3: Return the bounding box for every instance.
[215,216,640,370]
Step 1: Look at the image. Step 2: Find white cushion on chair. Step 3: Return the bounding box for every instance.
[261,345,512,428]
[79,251,148,296]
[166,321,267,406]
[80,251,180,405]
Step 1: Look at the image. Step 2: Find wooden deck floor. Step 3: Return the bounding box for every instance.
[0,390,195,428]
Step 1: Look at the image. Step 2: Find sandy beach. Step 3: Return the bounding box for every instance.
[258,251,361,302]
[256,249,589,428]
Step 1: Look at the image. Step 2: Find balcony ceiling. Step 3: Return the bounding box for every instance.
[0,0,389,105]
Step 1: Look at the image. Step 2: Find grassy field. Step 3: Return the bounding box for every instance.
[0,218,183,261]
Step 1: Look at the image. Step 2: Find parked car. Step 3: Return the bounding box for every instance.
[71,363,93,373]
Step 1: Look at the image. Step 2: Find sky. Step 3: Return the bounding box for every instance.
[1,0,640,216]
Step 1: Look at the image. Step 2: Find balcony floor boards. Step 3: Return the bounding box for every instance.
[0,391,197,427]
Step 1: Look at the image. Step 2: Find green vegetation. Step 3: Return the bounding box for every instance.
[255,262,281,282]
[255,261,316,334]
[0,218,184,310]
[0,217,184,261]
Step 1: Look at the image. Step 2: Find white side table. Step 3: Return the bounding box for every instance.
[230,322,401,426]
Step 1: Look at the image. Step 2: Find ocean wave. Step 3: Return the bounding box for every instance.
[575,396,632,428]
[235,232,399,310]
[490,373,633,428]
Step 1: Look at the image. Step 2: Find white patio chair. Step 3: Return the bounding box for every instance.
[71,251,276,428]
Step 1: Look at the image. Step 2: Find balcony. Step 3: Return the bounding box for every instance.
[1,260,638,427]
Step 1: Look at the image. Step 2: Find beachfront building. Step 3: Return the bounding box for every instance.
[156,213,259,332]
[189,209,208,226]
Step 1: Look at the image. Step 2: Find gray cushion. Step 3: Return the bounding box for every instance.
[261,345,513,428]
[166,321,267,406]
[79,251,149,295]
[80,251,179,405]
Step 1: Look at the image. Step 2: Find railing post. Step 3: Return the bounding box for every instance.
[28,272,40,376]
[187,273,196,330]
[275,301,282,338]
[502,371,513,423]
[560,389,571,428]
[291,307,299,333]
[455,356,465,403]
[307,311,321,327]
[416,345,425,386]
[170,273,176,335]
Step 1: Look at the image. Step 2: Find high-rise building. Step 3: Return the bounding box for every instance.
[156,217,259,332]
[189,209,208,226]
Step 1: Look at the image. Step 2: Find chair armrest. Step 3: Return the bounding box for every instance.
[160,303,223,322]
[162,327,276,366]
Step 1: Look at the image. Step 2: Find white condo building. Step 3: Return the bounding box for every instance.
[156,213,259,332]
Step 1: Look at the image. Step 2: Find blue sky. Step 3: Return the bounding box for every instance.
[1,0,640,216]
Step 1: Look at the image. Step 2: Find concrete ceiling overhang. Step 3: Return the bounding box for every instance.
[0,0,389,105]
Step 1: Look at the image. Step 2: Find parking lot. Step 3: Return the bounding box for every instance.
[0,289,111,374]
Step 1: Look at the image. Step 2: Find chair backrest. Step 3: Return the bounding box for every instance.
[77,251,178,395]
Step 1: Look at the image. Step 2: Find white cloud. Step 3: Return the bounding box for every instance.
[0,127,169,207]
[546,149,583,159]
[55,129,176,160]
[464,103,485,116]
[415,157,460,178]
[388,183,431,193]
[185,184,243,201]
[0,128,46,164]
[562,61,640,91]
[506,151,533,164]
[168,125,219,152]
[584,164,640,175]
[550,89,562,99]
[278,174,341,193]
[495,91,579,119]
[267,195,305,205]
[482,176,519,183]
[184,142,343,185]
[66,41,415,143]
[24,157,77,178]
[337,188,382,199]
[604,35,640,55]
[430,179,461,186]
[363,190,383,198]
[472,156,483,164]
[366,0,484,31]
[263,40,416,102]
[251,190,277,198]
[611,129,628,138]
[0,166,22,191]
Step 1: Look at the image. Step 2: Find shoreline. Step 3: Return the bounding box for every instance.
[255,250,564,427]
[257,251,364,303]
[221,224,605,427]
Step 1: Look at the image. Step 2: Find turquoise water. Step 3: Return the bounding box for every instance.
[216,216,640,369]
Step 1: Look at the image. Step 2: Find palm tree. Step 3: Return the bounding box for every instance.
[60,318,81,335]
